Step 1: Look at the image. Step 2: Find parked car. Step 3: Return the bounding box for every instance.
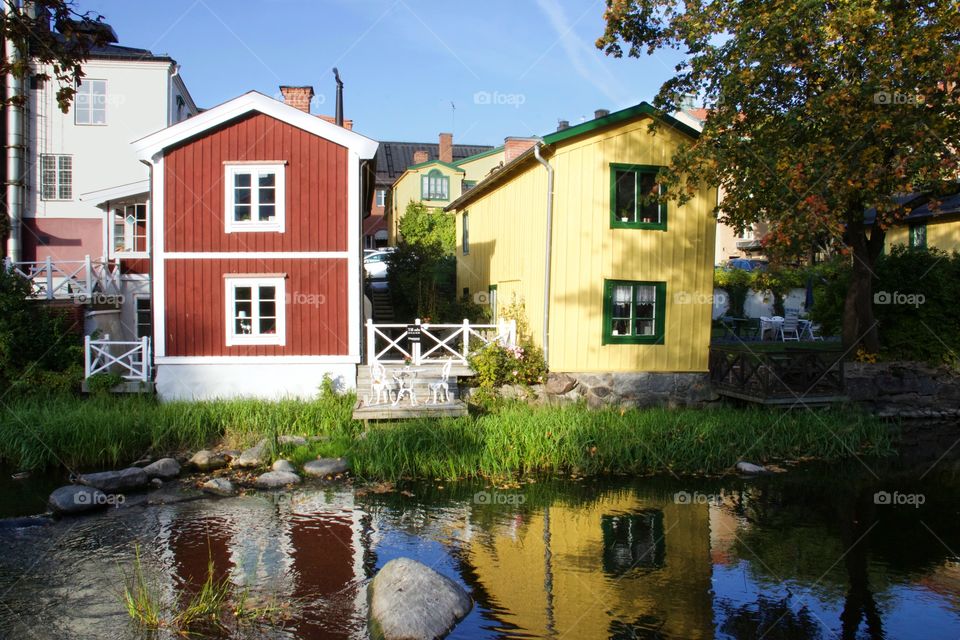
[725,258,768,272]
[363,250,392,279]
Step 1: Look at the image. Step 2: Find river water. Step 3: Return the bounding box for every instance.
[0,457,957,639]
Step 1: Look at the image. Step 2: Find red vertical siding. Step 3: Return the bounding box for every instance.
[163,112,349,253]
[164,258,349,357]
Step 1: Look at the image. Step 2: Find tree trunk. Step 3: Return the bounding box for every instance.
[842,214,883,354]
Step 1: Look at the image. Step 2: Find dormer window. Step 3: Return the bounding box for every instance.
[421,169,449,201]
[224,162,286,233]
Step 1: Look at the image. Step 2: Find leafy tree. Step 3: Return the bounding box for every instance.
[598,0,960,353]
[397,200,455,254]
[1,1,110,111]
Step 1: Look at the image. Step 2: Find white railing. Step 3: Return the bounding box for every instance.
[366,318,517,366]
[84,336,151,382]
[3,255,121,300]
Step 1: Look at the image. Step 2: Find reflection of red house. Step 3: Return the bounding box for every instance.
[134,91,378,400]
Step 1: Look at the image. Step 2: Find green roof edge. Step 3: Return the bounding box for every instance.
[454,145,504,165]
[406,159,465,172]
[542,102,701,145]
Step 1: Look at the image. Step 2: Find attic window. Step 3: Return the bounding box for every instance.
[421,169,449,201]
[224,163,286,233]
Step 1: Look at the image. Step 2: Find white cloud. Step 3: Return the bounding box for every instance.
[533,0,629,106]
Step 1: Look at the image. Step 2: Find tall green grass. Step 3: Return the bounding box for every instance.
[0,393,892,478]
[346,403,894,479]
[0,391,356,471]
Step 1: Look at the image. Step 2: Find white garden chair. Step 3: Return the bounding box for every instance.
[780,315,801,341]
[370,362,391,404]
[428,359,453,404]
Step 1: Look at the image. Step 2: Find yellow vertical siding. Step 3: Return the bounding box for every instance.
[885,219,960,253]
[455,116,716,373]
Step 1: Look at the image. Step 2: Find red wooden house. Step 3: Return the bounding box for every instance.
[134,91,378,399]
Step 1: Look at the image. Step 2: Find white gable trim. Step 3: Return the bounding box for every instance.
[132,90,378,160]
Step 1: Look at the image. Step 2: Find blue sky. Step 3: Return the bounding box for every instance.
[82,0,684,145]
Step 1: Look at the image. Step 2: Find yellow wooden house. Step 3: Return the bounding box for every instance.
[388,139,537,244]
[446,103,717,376]
[883,191,960,252]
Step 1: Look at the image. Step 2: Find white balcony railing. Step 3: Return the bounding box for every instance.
[84,336,151,382]
[366,318,517,366]
[3,255,121,300]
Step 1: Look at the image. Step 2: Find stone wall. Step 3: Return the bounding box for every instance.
[490,372,718,408]
[846,362,960,418]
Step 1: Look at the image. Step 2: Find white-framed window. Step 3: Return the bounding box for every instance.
[75,79,107,125]
[375,188,387,207]
[225,276,286,346]
[224,163,286,233]
[40,154,72,200]
[112,203,148,255]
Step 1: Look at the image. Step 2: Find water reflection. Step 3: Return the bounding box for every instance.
[0,460,957,639]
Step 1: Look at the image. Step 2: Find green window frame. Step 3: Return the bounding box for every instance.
[421,169,449,201]
[602,279,666,345]
[462,212,470,255]
[909,222,927,248]
[609,163,667,230]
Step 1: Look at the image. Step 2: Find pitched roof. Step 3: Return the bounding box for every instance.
[133,91,378,160]
[374,141,493,186]
[445,102,699,211]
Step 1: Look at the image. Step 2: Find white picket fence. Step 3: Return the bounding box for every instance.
[84,336,151,382]
[366,318,517,365]
[3,255,121,300]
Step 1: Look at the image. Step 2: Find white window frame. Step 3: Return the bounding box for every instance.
[40,154,72,201]
[375,188,387,207]
[224,162,286,233]
[225,276,286,346]
[75,78,107,125]
[111,202,149,257]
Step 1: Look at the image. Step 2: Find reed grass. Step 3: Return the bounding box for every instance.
[0,393,892,479]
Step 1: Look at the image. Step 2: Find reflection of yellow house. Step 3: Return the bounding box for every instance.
[447,104,717,373]
[463,493,714,638]
[388,139,537,244]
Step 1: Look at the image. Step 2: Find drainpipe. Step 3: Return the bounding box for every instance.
[533,143,554,365]
[5,0,23,263]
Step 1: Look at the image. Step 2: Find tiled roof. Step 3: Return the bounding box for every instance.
[374,142,493,186]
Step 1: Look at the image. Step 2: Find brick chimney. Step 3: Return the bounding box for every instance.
[413,150,429,165]
[594,108,611,119]
[438,133,453,163]
[279,85,314,113]
[317,114,354,130]
[504,137,538,163]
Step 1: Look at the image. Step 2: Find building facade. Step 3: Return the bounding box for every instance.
[134,92,378,400]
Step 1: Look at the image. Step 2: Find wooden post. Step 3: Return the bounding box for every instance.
[84,255,93,298]
[366,319,375,365]
[84,335,91,378]
[139,336,149,381]
[413,318,422,365]
[45,256,53,300]
[462,318,470,362]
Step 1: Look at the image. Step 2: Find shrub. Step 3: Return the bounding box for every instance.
[0,269,83,396]
[469,343,547,389]
[714,267,751,317]
[396,200,455,253]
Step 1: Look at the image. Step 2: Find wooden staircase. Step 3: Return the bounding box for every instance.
[370,291,394,322]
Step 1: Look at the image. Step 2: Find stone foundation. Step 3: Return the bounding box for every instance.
[846,362,960,419]
[491,371,718,408]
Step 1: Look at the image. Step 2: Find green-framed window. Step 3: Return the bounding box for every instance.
[909,222,927,248]
[421,169,449,200]
[462,212,470,255]
[610,163,667,230]
[602,279,666,345]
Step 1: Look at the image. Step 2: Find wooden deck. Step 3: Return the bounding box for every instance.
[352,398,469,421]
[709,345,848,406]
